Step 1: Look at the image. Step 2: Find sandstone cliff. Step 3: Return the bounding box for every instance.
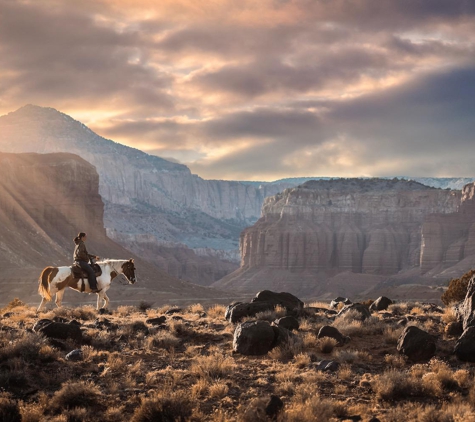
[421,182,475,275]
[0,152,229,305]
[215,179,460,296]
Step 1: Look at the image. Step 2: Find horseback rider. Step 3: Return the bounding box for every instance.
[73,232,100,293]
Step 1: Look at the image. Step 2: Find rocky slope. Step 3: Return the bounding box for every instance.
[215,179,461,297]
[0,152,229,306]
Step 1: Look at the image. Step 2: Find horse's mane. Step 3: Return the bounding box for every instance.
[97,259,128,266]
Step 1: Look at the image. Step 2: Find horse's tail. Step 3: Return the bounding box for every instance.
[38,267,54,301]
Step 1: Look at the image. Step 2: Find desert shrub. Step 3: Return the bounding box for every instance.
[209,381,229,399]
[294,353,311,368]
[137,301,153,312]
[145,332,180,350]
[206,304,226,319]
[131,391,193,422]
[317,337,337,354]
[188,303,205,313]
[384,326,404,345]
[372,370,423,401]
[441,306,458,324]
[269,336,303,362]
[49,381,101,414]
[442,269,475,305]
[0,332,51,363]
[283,385,335,421]
[191,351,235,380]
[169,320,193,337]
[384,354,406,368]
[5,298,26,309]
[0,396,21,422]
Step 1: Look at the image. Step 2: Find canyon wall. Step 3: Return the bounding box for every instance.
[0,152,228,305]
[215,179,461,296]
[421,182,475,273]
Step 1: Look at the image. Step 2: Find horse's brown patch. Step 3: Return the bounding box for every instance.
[56,275,74,291]
[110,271,118,280]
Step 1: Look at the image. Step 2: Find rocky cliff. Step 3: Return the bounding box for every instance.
[215,179,460,296]
[0,152,229,305]
[0,105,283,284]
[421,182,475,275]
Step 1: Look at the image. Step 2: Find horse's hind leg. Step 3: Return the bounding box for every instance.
[96,291,109,310]
[37,297,47,312]
[55,289,65,308]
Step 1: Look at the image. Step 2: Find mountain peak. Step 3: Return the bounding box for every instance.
[9,104,73,122]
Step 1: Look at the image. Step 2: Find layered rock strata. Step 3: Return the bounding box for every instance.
[421,182,475,273]
[239,179,459,275]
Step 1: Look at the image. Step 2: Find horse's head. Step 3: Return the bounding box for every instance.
[121,259,137,284]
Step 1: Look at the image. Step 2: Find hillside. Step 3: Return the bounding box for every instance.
[0,152,230,307]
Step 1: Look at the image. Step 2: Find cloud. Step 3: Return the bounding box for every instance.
[1,0,475,180]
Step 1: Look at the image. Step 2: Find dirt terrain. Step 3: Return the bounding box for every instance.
[1,296,474,421]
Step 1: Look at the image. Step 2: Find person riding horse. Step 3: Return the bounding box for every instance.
[73,232,100,293]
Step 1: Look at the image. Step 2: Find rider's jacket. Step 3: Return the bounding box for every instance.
[73,240,95,262]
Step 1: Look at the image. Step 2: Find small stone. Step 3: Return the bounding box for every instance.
[65,349,83,362]
[146,316,167,326]
[315,360,340,372]
[265,395,284,419]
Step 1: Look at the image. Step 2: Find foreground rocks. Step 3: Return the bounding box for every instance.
[233,320,277,355]
[33,319,82,342]
[454,327,475,362]
[397,326,436,362]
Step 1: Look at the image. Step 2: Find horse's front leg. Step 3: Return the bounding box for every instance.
[55,289,65,308]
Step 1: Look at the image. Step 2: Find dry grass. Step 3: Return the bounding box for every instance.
[0,299,472,421]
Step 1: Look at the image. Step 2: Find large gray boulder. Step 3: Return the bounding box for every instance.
[370,296,393,312]
[317,326,349,346]
[454,327,475,362]
[337,303,371,321]
[275,316,299,331]
[397,326,436,362]
[226,302,275,323]
[251,290,304,312]
[458,276,475,330]
[233,320,276,355]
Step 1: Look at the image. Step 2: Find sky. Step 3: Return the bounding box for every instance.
[0,0,474,181]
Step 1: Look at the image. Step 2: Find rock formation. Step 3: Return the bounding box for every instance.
[215,178,460,296]
[421,182,475,274]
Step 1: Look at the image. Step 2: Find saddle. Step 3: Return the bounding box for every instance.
[71,263,102,279]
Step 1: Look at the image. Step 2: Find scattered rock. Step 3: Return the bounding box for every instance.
[315,360,340,372]
[226,302,275,323]
[397,326,436,362]
[271,324,292,347]
[129,321,149,334]
[445,322,463,337]
[98,308,112,315]
[275,316,299,331]
[317,326,349,346]
[454,326,475,362]
[93,318,118,331]
[233,320,276,355]
[34,320,82,342]
[397,318,408,326]
[265,395,284,420]
[251,290,304,312]
[337,303,371,321]
[65,349,83,362]
[369,296,393,312]
[165,308,182,315]
[330,297,352,309]
[146,316,167,326]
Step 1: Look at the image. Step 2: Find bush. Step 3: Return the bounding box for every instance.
[0,397,21,422]
[131,392,193,422]
[441,269,475,305]
[137,301,153,312]
[49,381,101,414]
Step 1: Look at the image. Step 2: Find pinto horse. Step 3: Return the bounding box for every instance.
[37,259,136,312]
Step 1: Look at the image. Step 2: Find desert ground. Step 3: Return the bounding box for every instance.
[1,287,475,422]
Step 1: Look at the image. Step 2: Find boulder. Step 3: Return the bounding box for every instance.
[275,316,299,331]
[369,296,393,312]
[226,302,275,323]
[458,276,475,330]
[445,322,463,337]
[65,349,83,362]
[397,326,436,362]
[146,316,167,326]
[251,290,304,312]
[233,321,276,356]
[337,303,371,321]
[265,396,284,419]
[315,360,340,372]
[34,320,82,342]
[271,324,292,347]
[317,326,349,346]
[330,297,352,309]
[454,326,475,362]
